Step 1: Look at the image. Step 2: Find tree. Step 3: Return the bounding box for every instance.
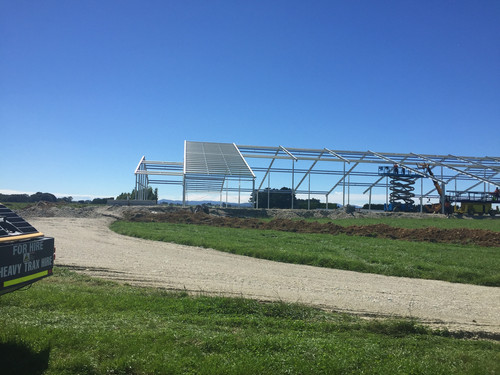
[91,197,113,205]
[249,189,337,210]
[363,203,385,210]
[29,192,57,203]
[296,198,322,209]
[0,194,29,202]
[250,187,297,209]
[116,192,132,200]
[117,187,158,201]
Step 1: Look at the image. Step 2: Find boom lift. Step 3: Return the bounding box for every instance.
[417,164,455,214]
[417,163,453,214]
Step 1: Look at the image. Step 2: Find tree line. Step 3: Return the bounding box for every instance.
[250,187,338,209]
[1,192,63,203]
[1,187,157,206]
[116,187,158,201]
[3,187,348,209]
[0,192,112,205]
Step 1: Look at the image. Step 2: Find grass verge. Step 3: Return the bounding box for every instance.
[308,216,500,232]
[110,221,500,286]
[0,268,498,375]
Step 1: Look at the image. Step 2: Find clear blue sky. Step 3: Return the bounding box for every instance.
[1,0,499,201]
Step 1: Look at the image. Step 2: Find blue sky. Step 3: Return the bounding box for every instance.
[1,0,499,202]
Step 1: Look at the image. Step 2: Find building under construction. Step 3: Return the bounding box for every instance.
[134,141,500,214]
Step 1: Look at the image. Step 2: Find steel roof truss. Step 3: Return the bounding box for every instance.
[447,154,499,172]
[256,148,280,191]
[411,152,497,186]
[327,160,361,195]
[134,156,146,173]
[135,142,500,201]
[362,155,410,194]
[234,143,255,178]
[324,148,350,163]
[368,150,439,182]
[295,151,325,191]
[279,145,298,161]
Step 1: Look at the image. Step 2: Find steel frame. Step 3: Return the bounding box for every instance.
[134,142,500,209]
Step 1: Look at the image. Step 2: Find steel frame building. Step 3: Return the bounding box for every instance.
[135,141,500,211]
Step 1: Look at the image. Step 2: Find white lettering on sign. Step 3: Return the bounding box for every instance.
[41,256,52,268]
[0,264,22,278]
[24,259,40,272]
[13,240,44,256]
[13,243,27,255]
[29,241,43,252]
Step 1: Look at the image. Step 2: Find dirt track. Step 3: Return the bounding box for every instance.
[25,206,500,338]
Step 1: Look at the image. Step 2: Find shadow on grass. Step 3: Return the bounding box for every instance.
[0,342,50,375]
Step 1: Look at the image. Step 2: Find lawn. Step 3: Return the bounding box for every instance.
[309,215,500,232]
[0,268,498,375]
[110,220,500,286]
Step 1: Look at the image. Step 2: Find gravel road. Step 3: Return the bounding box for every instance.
[30,216,500,337]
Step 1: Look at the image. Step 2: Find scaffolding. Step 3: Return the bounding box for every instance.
[134,141,500,211]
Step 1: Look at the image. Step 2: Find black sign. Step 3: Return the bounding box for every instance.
[0,237,55,291]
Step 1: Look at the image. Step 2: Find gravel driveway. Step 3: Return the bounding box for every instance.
[30,216,500,337]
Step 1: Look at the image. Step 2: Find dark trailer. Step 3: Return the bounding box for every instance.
[0,204,55,295]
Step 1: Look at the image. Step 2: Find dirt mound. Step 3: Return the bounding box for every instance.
[122,210,500,248]
[18,202,126,219]
[16,204,498,247]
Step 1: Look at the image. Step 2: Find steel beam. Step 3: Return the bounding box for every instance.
[411,152,497,186]
[449,154,500,173]
[362,155,410,195]
[256,148,280,191]
[234,143,256,178]
[327,161,361,195]
[133,142,500,206]
[368,150,441,182]
[324,148,349,163]
[279,145,298,161]
[295,151,325,190]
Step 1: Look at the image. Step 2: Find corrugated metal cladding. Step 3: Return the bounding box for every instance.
[184,141,254,177]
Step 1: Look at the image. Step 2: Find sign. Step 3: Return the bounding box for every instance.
[0,237,55,293]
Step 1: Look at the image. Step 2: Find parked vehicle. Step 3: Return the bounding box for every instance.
[0,204,55,295]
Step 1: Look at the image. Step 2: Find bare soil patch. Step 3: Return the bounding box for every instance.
[122,209,500,247]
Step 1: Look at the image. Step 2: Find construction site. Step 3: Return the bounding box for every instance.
[133,141,500,216]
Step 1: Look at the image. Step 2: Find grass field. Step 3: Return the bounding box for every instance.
[303,216,500,232]
[0,268,498,375]
[110,219,500,286]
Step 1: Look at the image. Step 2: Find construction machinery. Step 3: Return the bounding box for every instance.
[378,165,419,212]
[417,163,499,216]
[417,163,454,215]
[448,190,499,216]
[0,204,55,295]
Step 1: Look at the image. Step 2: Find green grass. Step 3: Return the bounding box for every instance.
[110,221,500,286]
[314,216,500,232]
[1,202,36,210]
[262,215,500,231]
[0,268,498,375]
